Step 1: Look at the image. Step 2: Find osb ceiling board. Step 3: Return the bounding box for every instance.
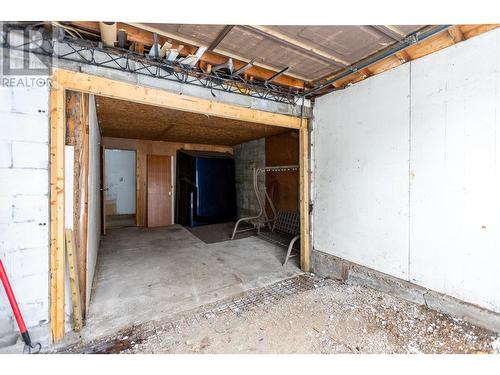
[95,96,290,146]
[270,26,395,62]
[218,26,335,80]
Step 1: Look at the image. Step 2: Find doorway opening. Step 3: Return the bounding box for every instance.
[104,149,137,230]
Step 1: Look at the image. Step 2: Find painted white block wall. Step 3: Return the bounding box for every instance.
[104,149,136,215]
[313,64,411,280]
[409,29,500,313]
[0,83,50,344]
[313,28,500,313]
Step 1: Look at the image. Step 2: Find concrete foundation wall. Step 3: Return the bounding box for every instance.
[234,138,266,218]
[0,81,50,346]
[312,28,500,315]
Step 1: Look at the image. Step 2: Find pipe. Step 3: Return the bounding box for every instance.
[99,22,117,47]
[304,25,452,97]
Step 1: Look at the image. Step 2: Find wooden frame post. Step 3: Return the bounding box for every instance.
[50,81,66,343]
[299,120,311,272]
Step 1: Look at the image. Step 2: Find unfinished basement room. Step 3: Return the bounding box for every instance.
[1,3,500,371]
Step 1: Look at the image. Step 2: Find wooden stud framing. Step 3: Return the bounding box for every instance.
[50,81,65,343]
[50,67,311,341]
[299,121,311,272]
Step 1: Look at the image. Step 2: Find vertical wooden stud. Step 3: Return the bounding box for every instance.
[50,83,66,343]
[299,120,311,272]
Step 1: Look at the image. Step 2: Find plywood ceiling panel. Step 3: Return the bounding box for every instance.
[270,25,395,63]
[95,96,289,146]
[219,26,335,79]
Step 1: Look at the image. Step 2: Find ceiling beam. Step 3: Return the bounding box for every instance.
[246,25,349,68]
[208,25,234,51]
[370,25,404,41]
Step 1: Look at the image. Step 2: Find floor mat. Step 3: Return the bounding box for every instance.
[186,222,255,244]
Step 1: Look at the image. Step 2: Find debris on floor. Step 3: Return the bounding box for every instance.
[56,274,498,354]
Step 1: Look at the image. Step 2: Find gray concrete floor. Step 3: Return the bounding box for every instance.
[82,225,301,340]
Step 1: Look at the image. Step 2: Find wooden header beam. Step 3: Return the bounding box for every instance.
[53,69,302,129]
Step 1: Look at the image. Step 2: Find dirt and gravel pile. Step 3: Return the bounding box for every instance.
[120,277,498,354]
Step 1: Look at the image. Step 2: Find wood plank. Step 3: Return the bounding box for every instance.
[460,24,499,39]
[147,155,172,227]
[65,229,83,332]
[265,131,299,214]
[50,85,65,343]
[54,69,301,129]
[299,122,310,272]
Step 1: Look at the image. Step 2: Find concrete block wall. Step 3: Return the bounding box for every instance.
[234,138,266,218]
[312,28,500,318]
[0,83,51,346]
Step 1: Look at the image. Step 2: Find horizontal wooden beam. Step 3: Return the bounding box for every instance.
[50,83,65,344]
[53,69,302,129]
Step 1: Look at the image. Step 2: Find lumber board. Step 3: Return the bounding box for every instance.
[299,121,311,272]
[50,85,66,343]
[54,69,301,129]
[65,229,83,332]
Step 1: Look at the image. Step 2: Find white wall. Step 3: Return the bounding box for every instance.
[313,28,500,313]
[86,95,101,311]
[0,83,50,345]
[104,149,136,215]
[313,65,410,280]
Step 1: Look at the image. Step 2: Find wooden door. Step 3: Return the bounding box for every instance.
[147,155,172,227]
